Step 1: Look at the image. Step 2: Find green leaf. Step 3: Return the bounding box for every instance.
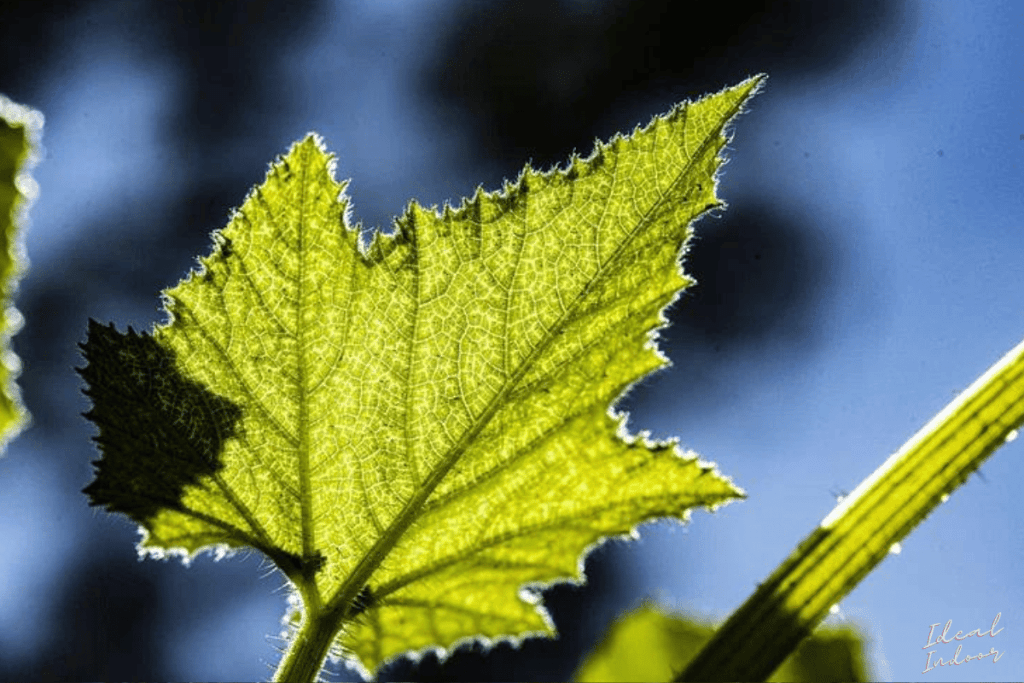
[0,94,38,450]
[79,75,764,680]
[574,603,868,683]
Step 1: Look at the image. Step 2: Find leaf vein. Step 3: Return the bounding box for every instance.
[171,297,299,447]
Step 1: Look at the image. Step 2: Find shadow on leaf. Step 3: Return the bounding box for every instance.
[77,319,242,524]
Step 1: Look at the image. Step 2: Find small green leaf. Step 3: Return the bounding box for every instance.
[0,94,38,450]
[574,603,868,683]
[79,75,764,679]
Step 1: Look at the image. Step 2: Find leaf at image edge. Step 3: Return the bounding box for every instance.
[0,95,39,450]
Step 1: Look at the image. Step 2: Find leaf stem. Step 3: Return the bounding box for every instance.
[678,335,1024,681]
[273,597,342,683]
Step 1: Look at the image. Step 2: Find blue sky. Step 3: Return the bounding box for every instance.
[0,1,1022,680]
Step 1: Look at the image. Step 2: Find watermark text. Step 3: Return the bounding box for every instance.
[923,612,1004,673]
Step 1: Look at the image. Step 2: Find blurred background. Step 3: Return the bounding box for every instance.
[0,0,1022,680]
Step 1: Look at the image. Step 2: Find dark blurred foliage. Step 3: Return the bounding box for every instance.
[1,0,333,440]
[667,196,835,351]
[0,0,913,680]
[422,0,904,171]
[26,552,167,681]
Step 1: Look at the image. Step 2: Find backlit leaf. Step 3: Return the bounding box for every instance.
[0,94,38,450]
[79,75,764,679]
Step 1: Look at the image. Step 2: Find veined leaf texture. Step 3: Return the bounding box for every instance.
[80,75,764,677]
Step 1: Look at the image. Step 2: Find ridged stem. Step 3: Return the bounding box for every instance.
[273,601,341,683]
[679,335,1024,681]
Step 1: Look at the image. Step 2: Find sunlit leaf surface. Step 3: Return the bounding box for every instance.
[80,76,763,677]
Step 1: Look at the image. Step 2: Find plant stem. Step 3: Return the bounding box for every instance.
[678,335,1024,682]
[273,600,341,683]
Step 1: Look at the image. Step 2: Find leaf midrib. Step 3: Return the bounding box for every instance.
[295,147,316,577]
